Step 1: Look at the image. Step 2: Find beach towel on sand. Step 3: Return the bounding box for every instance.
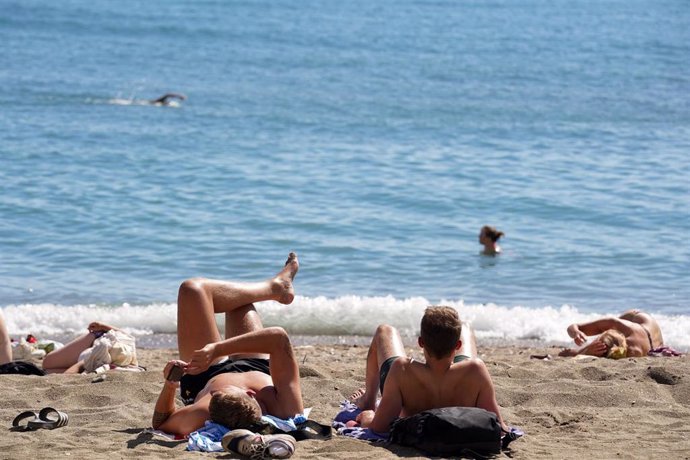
[187,411,312,452]
[332,400,388,442]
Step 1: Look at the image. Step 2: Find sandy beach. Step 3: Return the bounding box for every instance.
[1,344,688,460]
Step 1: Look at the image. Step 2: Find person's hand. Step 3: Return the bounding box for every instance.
[186,343,217,375]
[162,360,187,386]
[586,341,608,357]
[356,410,375,428]
[567,324,587,346]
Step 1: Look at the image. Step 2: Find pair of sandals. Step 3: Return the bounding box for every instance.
[12,407,69,431]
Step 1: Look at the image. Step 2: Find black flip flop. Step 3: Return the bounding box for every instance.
[12,411,39,431]
[12,407,69,431]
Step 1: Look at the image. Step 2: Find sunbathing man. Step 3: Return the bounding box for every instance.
[352,306,509,433]
[559,309,664,358]
[152,253,303,438]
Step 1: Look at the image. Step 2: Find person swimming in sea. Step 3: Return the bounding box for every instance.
[479,225,504,256]
[149,93,187,106]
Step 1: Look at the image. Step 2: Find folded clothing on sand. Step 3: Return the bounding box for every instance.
[81,330,138,373]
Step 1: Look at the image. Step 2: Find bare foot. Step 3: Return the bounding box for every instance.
[272,252,299,304]
[350,387,376,410]
[88,322,116,333]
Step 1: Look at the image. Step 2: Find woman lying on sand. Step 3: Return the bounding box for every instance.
[1,314,125,373]
[559,309,663,358]
[42,322,127,373]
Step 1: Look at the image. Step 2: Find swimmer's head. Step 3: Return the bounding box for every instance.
[479,225,504,244]
[599,329,628,359]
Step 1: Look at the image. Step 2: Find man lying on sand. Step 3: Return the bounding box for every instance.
[351,306,510,433]
[152,253,303,437]
[559,309,664,358]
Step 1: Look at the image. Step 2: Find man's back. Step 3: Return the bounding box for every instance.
[395,357,487,417]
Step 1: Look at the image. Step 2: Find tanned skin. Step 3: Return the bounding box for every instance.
[352,322,509,434]
[152,253,303,436]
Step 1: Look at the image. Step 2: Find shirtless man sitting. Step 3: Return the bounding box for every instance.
[152,253,303,437]
[559,309,664,358]
[352,306,509,433]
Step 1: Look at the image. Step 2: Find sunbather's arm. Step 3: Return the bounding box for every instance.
[152,361,180,430]
[187,327,303,418]
[472,360,510,432]
[152,360,208,436]
[156,399,209,436]
[568,318,633,345]
[363,360,403,433]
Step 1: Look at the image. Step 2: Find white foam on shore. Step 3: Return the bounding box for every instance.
[2,296,689,351]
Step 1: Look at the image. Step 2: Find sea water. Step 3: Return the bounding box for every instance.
[1,1,689,349]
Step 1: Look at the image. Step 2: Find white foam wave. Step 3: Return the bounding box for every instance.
[2,297,689,351]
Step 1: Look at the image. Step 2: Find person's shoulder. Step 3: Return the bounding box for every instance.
[451,357,489,375]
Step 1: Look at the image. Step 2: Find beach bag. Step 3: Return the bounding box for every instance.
[389,406,502,457]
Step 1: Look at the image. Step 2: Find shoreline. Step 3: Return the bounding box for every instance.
[41,332,574,350]
[2,344,688,459]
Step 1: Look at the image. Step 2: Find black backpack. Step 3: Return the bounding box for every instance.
[390,406,502,457]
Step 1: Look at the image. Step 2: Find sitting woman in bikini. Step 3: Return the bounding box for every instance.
[559,310,663,359]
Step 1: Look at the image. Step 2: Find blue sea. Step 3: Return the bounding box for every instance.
[1,0,689,349]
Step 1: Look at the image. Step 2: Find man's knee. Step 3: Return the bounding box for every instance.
[178,278,208,303]
[375,324,397,337]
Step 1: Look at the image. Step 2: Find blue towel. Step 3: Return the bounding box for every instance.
[187,413,310,452]
[187,421,228,452]
[332,400,389,443]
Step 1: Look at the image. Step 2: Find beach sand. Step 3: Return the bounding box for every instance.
[1,344,688,459]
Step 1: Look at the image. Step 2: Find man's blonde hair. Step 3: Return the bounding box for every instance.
[420,306,462,359]
[209,391,262,428]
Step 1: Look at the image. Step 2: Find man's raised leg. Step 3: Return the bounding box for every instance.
[177,253,299,363]
[352,324,406,410]
[454,321,478,360]
[0,311,11,365]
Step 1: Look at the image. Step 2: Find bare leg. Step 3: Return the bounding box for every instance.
[176,253,299,363]
[42,332,96,371]
[352,324,406,410]
[0,312,11,365]
[456,322,477,359]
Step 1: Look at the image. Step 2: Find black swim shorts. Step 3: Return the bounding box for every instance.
[180,357,270,405]
[379,356,400,394]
